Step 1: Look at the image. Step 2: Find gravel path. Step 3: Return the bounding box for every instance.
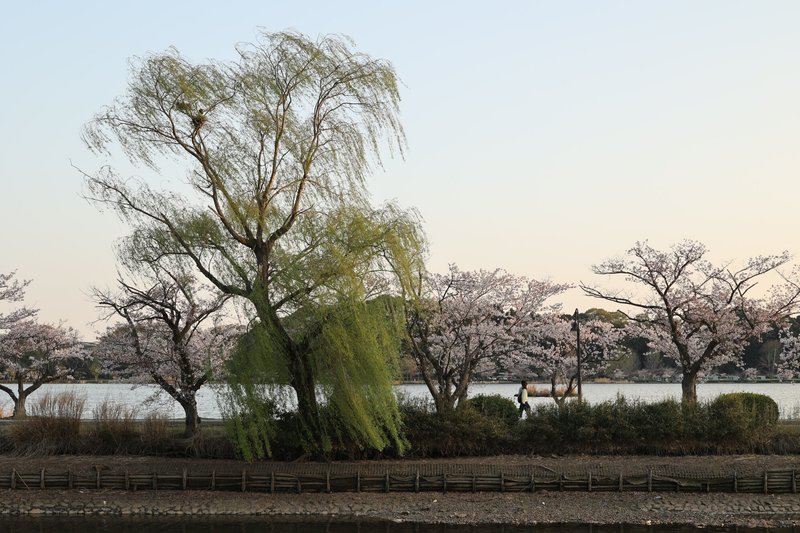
[2,490,800,528]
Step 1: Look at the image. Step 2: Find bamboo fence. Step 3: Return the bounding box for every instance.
[0,463,798,494]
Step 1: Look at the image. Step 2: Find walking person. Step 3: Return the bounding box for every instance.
[517,380,532,418]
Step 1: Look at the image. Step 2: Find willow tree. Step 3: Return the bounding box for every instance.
[83,31,423,457]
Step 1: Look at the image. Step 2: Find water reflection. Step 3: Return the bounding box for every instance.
[0,518,796,533]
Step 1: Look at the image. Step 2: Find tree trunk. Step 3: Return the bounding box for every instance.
[433,392,457,415]
[681,372,698,403]
[288,347,324,450]
[13,393,27,419]
[179,397,200,438]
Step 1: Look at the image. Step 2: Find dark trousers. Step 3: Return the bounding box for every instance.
[518,401,531,418]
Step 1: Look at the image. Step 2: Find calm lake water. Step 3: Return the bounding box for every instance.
[0,518,795,533]
[1,382,799,420]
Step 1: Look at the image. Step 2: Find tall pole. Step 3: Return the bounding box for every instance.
[574,308,582,401]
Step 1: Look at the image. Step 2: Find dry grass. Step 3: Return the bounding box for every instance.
[140,412,170,451]
[11,391,86,455]
[86,399,139,454]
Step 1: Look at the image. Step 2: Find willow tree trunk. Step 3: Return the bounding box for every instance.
[254,277,324,451]
[288,346,324,448]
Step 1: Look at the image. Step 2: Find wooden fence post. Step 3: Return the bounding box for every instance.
[241,469,247,492]
[182,468,187,490]
[647,469,652,492]
[415,470,419,493]
[40,469,45,489]
[764,471,768,494]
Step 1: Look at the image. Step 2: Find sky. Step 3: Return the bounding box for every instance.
[2,1,800,338]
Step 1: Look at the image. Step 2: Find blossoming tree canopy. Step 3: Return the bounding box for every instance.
[0,321,83,418]
[778,315,800,380]
[405,264,570,413]
[93,269,241,437]
[517,313,626,405]
[0,271,36,330]
[582,240,800,402]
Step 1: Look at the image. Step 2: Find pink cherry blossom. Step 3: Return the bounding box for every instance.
[0,320,83,418]
[405,264,570,413]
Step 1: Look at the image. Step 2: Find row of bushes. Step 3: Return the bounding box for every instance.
[0,391,790,459]
[401,392,785,457]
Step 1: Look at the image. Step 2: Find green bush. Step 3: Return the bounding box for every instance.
[465,394,520,429]
[399,398,514,457]
[708,393,779,440]
[629,399,685,445]
[513,394,785,455]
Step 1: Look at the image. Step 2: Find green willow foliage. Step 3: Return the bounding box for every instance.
[83,31,425,458]
[223,294,406,460]
[222,207,421,460]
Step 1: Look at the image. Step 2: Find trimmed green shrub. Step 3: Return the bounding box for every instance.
[465,394,520,429]
[399,398,514,457]
[708,392,779,440]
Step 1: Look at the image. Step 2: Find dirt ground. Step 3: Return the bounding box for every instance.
[2,454,800,527]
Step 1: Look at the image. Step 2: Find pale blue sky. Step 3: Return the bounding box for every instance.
[2,1,800,337]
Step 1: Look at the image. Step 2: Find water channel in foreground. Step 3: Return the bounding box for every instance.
[1,382,799,420]
[0,518,796,533]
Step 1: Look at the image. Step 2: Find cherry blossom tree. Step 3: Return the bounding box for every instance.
[0,321,82,418]
[0,271,36,330]
[404,265,569,413]
[777,318,800,381]
[516,314,626,406]
[94,268,239,437]
[583,240,800,402]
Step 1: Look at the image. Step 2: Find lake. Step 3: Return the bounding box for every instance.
[1,381,798,421]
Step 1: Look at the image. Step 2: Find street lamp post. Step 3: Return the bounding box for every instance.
[574,308,582,401]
